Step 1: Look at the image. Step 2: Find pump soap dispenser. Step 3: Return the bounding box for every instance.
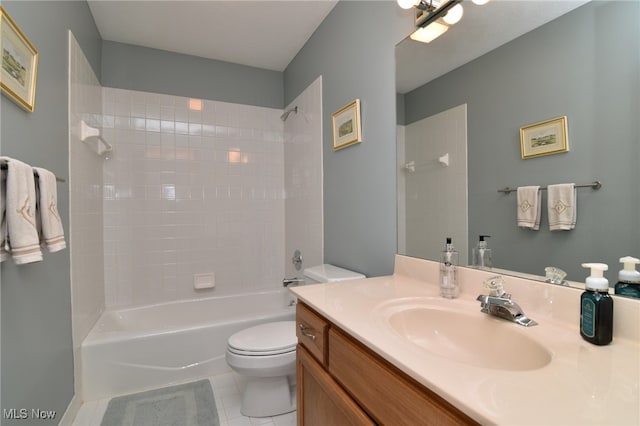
[472,235,492,270]
[440,237,459,299]
[615,256,640,299]
[580,263,613,346]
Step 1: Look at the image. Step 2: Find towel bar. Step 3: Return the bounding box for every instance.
[0,162,65,183]
[498,181,601,193]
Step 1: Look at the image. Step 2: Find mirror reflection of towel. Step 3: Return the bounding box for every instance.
[548,183,576,231]
[517,186,541,230]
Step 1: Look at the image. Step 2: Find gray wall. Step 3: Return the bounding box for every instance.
[284,1,412,277]
[0,1,102,425]
[102,41,284,109]
[402,1,640,280]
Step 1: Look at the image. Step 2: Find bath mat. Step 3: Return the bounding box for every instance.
[100,379,219,426]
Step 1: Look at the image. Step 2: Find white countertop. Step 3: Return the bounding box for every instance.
[291,256,640,425]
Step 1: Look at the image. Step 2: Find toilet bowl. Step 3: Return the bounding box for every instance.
[225,264,365,417]
[225,321,297,417]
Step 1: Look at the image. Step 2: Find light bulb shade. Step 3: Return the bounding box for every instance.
[410,21,449,43]
[472,0,490,5]
[397,0,420,9]
[442,3,463,25]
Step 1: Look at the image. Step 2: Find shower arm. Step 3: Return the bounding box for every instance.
[280,106,298,121]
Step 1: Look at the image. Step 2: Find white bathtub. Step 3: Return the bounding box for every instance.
[81,290,295,401]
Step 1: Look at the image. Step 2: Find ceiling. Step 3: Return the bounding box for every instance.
[88,0,590,87]
[87,0,338,72]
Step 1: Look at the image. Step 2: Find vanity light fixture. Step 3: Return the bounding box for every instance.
[410,21,449,43]
[399,0,489,44]
[442,3,463,25]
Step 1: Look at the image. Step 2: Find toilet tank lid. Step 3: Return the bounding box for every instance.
[303,264,365,283]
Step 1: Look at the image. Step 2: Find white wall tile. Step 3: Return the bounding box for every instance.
[284,77,324,278]
[68,31,106,401]
[402,104,468,264]
[102,88,288,307]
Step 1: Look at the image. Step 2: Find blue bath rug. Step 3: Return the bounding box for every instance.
[100,379,219,426]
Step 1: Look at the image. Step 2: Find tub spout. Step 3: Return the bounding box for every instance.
[282,277,304,287]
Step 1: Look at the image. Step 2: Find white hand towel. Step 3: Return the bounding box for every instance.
[0,165,8,262]
[548,183,577,231]
[517,186,541,230]
[33,167,66,252]
[2,157,42,264]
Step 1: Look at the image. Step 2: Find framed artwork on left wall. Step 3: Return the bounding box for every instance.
[1,6,38,112]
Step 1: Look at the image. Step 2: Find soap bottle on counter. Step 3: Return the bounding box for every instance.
[471,235,492,270]
[580,263,613,346]
[440,237,459,299]
[614,256,640,299]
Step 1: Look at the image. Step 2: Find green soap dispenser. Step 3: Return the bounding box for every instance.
[580,263,613,346]
[614,256,640,299]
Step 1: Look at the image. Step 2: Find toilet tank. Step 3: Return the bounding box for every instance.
[302,264,365,284]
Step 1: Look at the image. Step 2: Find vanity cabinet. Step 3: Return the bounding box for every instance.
[297,346,375,426]
[296,302,477,426]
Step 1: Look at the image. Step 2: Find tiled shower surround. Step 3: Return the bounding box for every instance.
[69,31,105,401]
[102,89,288,307]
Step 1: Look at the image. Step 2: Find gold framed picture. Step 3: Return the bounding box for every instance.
[520,116,568,159]
[332,99,362,151]
[1,6,38,112]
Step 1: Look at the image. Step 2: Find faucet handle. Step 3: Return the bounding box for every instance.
[483,275,506,297]
[544,266,568,285]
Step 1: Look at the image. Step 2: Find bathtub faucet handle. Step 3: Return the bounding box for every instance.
[283,277,304,287]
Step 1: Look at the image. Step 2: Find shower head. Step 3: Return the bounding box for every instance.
[280,106,298,121]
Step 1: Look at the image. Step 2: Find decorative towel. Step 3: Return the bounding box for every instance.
[0,166,8,262]
[2,157,42,264]
[548,183,577,231]
[517,186,542,230]
[33,167,66,252]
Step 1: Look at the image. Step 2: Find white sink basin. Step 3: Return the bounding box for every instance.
[380,299,552,371]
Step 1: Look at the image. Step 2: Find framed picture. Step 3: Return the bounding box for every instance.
[332,99,361,151]
[520,116,568,159]
[1,6,38,112]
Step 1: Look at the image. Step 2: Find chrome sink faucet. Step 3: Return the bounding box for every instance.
[476,276,538,327]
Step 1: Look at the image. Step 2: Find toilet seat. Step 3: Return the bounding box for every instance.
[227,321,296,356]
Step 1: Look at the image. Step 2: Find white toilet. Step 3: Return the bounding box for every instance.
[225,264,365,417]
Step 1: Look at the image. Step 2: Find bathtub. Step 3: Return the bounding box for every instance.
[81,289,295,401]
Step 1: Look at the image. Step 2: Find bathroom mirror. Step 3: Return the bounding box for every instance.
[396,0,640,288]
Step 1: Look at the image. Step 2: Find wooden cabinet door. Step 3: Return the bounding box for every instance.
[329,328,477,426]
[297,344,374,426]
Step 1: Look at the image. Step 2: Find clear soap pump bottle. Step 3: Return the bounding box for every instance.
[472,235,492,270]
[440,237,459,299]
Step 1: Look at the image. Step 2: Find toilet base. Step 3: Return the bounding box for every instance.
[241,375,296,417]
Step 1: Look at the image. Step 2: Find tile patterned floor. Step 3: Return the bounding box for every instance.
[72,372,297,426]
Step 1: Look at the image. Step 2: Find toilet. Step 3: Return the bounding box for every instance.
[225,264,365,417]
